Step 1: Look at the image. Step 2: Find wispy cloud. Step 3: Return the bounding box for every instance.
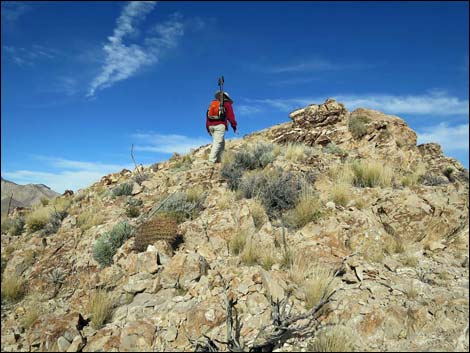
[417,123,469,152]
[133,133,211,154]
[3,157,133,193]
[241,91,469,116]
[2,44,60,66]
[87,2,185,97]
[254,58,374,74]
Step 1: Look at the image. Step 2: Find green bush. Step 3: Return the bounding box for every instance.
[126,206,140,218]
[93,222,133,268]
[349,115,371,139]
[132,173,149,185]
[112,183,133,197]
[323,142,348,156]
[221,142,276,190]
[170,154,192,172]
[3,216,25,236]
[158,190,206,223]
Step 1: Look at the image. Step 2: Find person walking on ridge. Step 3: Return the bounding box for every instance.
[206,88,237,164]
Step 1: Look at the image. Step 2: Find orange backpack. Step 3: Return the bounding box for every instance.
[207,100,225,120]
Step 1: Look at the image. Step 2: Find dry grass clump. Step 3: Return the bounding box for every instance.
[283,189,323,229]
[259,248,277,270]
[404,280,419,300]
[349,114,371,139]
[383,236,405,255]
[249,198,268,230]
[77,209,105,232]
[307,326,354,352]
[400,251,419,267]
[329,182,351,207]
[87,290,115,329]
[401,162,426,187]
[351,160,393,188]
[216,189,237,209]
[21,306,41,329]
[229,228,248,255]
[288,251,314,284]
[25,206,52,232]
[303,264,337,309]
[284,143,313,163]
[240,239,259,266]
[1,275,25,302]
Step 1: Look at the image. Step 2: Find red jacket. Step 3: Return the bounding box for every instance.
[206,100,237,133]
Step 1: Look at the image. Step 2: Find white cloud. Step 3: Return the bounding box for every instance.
[417,123,469,152]
[237,105,264,116]
[242,91,469,116]
[2,44,59,66]
[3,157,133,193]
[133,133,210,154]
[87,2,185,97]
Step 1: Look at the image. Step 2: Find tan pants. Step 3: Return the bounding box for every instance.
[208,124,226,163]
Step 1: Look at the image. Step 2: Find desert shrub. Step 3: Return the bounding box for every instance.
[26,206,51,232]
[40,197,50,206]
[1,275,25,302]
[443,167,455,181]
[401,162,426,187]
[303,265,336,309]
[282,189,323,229]
[404,280,418,300]
[132,172,149,185]
[126,206,140,218]
[307,326,354,352]
[126,197,143,207]
[220,142,276,189]
[348,115,371,139]
[77,209,104,232]
[284,143,314,163]
[112,182,133,197]
[43,211,63,235]
[235,142,276,170]
[329,183,350,207]
[93,222,133,267]
[323,142,348,156]
[351,160,392,188]
[87,290,114,329]
[158,190,206,223]
[50,196,72,219]
[3,216,25,236]
[170,154,192,172]
[419,173,448,186]
[258,170,304,218]
[238,171,270,200]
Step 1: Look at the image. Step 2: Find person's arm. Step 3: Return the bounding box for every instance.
[224,102,237,132]
[206,110,211,135]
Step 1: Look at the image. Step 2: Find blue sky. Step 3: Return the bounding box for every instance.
[1,1,468,193]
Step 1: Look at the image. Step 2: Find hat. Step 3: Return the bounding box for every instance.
[214,90,233,103]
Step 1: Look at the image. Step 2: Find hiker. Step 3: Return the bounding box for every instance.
[206,90,237,164]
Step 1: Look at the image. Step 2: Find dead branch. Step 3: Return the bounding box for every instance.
[131,144,143,177]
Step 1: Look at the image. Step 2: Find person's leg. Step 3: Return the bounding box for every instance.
[215,125,226,163]
[208,125,222,163]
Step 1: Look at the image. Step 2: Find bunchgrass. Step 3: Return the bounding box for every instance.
[87,290,115,329]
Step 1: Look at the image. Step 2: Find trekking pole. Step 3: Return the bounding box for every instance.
[218,76,225,119]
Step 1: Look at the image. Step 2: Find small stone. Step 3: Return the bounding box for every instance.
[66,336,85,352]
[57,336,71,352]
[164,326,178,342]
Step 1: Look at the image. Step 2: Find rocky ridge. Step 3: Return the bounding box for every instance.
[1,99,468,352]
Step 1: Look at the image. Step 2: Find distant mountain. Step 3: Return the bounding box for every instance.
[1,177,60,214]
